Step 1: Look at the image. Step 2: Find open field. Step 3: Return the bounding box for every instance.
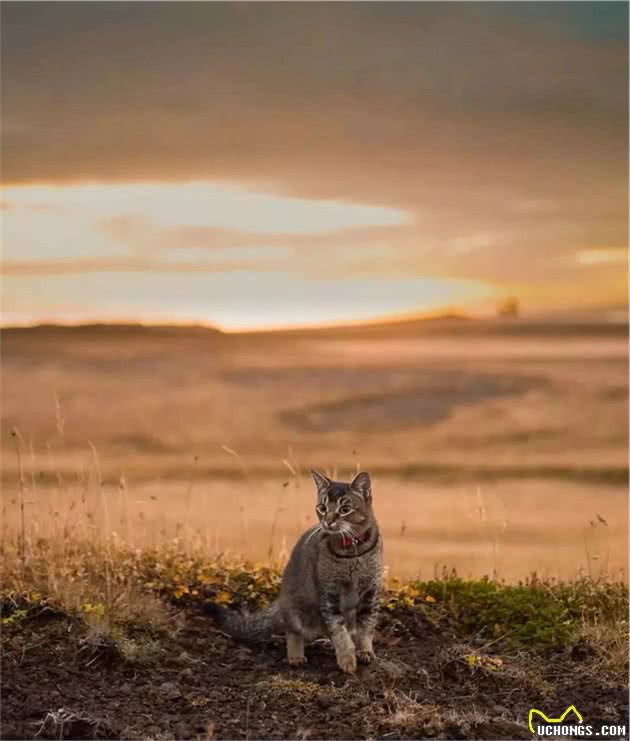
[2,318,628,739]
[2,318,628,581]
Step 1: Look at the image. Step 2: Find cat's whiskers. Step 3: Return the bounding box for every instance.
[339,524,361,552]
[305,525,323,545]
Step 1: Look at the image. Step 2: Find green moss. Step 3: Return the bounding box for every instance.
[394,576,628,650]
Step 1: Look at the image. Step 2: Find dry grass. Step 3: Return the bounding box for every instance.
[572,620,630,686]
[1,456,626,582]
[381,690,496,736]
[382,691,444,734]
[255,675,339,703]
[1,324,628,581]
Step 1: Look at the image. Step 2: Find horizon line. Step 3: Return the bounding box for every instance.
[2,304,628,335]
[0,306,475,335]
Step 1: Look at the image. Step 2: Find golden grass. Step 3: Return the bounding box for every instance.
[1,325,628,582]
[2,470,627,581]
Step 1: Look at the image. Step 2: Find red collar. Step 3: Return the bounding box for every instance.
[340,531,368,549]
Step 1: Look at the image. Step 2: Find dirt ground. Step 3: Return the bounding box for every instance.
[2,600,627,740]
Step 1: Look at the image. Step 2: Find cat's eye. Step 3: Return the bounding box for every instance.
[339,506,352,515]
[316,504,327,515]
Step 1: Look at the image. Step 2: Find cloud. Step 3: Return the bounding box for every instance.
[576,248,628,266]
[0,3,627,324]
[2,5,626,200]
[2,4,626,244]
[1,182,412,271]
[161,245,291,265]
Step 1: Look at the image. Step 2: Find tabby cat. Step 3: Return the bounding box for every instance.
[204,470,383,673]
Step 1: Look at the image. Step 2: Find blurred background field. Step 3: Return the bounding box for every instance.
[2,2,628,587]
[2,315,627,582]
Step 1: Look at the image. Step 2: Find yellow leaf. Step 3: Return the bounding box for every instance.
[425,595,436,603]
[215,591,232,605]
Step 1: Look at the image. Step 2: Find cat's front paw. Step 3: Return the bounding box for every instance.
[357,649,376,664]
[336,651,357,674]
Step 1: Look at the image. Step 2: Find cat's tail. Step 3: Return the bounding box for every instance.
[202,599,284,642]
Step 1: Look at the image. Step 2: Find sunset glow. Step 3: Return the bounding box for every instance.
[1,182,497,329]
[1,2,627,329]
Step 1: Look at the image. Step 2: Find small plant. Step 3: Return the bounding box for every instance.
[385,574,628,650]
[1,607,28,626]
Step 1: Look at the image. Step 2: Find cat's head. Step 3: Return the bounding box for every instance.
[310,470,373,535]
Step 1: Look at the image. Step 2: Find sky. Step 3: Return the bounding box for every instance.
[1,2,628,330]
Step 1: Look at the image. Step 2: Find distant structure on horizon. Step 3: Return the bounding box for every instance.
[496,296,520,318]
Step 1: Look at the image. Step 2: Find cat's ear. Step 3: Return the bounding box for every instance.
[310,469,331,495]
[350,471,371,501]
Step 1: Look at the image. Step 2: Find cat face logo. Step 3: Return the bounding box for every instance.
[528,705,583,733]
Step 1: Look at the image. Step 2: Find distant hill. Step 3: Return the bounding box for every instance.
[2,307,627,340]
[237,308,629,340]
[1,322,223,337]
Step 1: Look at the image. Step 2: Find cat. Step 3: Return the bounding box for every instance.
[204,470,383,673]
